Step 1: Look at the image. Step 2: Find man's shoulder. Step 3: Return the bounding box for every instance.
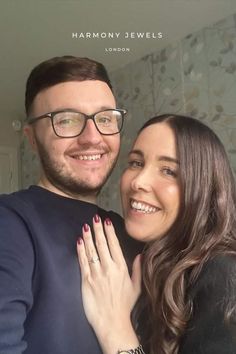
[97,206,124,227]
[0,187,34,210]
[106,209,124,224]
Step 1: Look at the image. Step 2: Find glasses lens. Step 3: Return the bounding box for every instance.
[94,110,123,134]
[53,111,85,137]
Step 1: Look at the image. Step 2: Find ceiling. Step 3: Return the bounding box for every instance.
[1,0,236,119]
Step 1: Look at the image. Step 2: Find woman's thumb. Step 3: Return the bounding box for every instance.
[131,254,142,295]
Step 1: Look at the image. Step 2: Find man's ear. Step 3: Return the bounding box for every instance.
[23,124,37,152]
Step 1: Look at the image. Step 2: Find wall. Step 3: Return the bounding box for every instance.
[98,13,236,213]
[20,13,236,213]
[0,113,22,148]
[0,111,23,189]
[20,137,40,189]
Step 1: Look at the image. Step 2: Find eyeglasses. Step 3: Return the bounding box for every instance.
[27,108,127,137]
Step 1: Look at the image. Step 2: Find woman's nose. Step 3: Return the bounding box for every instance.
[130,170,153,192]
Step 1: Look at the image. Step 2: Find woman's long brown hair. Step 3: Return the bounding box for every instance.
[135,115,236,354]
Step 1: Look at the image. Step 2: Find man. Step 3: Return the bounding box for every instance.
[0,56,141,354]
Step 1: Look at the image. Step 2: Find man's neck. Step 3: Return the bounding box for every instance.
[37,179,97,204]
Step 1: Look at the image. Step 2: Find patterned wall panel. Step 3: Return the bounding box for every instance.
[99,13,236,212]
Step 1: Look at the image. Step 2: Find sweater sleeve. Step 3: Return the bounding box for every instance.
[0,205,35,354]
[179,255,236,354]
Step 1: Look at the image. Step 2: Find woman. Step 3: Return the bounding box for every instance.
[77,114,236,354]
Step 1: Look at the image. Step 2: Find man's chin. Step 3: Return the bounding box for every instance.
[52,176,105,197]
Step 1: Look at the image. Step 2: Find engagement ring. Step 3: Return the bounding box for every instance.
[88,256,100,264]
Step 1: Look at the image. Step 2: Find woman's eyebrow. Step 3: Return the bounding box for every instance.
[128,150,179,164]
[128,149,144,157]
[158,156,179,164]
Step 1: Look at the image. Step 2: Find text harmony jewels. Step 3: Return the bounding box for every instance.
[72,32,163,39]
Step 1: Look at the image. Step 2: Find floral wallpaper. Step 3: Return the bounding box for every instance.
[20,138,40,189]
[21,13,236,213]
[99,13,236,213]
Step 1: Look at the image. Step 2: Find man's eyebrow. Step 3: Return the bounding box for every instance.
[99,106,115,110]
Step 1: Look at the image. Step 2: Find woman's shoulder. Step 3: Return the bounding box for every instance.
[204,253,236,272]
[180,253,236,353]
[200,253,236,279]
[191,253,236,303]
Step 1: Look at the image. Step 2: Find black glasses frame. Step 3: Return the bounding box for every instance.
[27,108,127,137]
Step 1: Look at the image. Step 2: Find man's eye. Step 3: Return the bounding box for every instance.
[57,118,77,126]
[97,116,112,125]
[128,160,143,168]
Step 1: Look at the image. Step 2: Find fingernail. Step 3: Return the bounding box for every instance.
[83,224,89,232]
[94,214,100,223]
[105,218,111,226]
[77,237,83,245]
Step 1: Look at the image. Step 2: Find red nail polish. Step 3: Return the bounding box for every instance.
[77,237,83,245]
[94,214,100,223]
[83,224,89,232]
[105,218,111,225]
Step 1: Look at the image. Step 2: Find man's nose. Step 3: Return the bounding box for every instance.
[77,119,103,145]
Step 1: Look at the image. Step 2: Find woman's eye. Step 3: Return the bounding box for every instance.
[128,160,143,168]
[161,167,177,177]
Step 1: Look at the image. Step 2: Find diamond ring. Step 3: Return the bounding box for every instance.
[88,256,100,264]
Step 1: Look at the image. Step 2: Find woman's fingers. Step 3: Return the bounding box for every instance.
[81,215,114,270]
[92,216,112,267]
[77,237,90,280]
[77,216,141,334]
[81,215,128,270]
[82,223,100,273]
[104,220,127,266]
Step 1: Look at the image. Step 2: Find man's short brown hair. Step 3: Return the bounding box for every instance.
[25,56,112,115]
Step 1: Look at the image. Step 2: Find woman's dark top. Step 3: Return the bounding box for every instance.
[139,254,236,354]
[179,254,236,353]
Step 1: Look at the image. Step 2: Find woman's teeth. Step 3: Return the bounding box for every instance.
[131,200,157,213]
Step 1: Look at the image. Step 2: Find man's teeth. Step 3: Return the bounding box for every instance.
[131,200,157,213]
[73,154,102,161]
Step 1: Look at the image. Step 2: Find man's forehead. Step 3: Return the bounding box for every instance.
[30,80,115,116]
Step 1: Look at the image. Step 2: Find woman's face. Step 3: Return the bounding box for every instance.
[120,122,180,242]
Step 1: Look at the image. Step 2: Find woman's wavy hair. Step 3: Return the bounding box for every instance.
[136,114,236,354]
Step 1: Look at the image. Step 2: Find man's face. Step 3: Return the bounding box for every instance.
[25,81,120,201]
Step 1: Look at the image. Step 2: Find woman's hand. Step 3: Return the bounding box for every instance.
[77,215,142,353]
